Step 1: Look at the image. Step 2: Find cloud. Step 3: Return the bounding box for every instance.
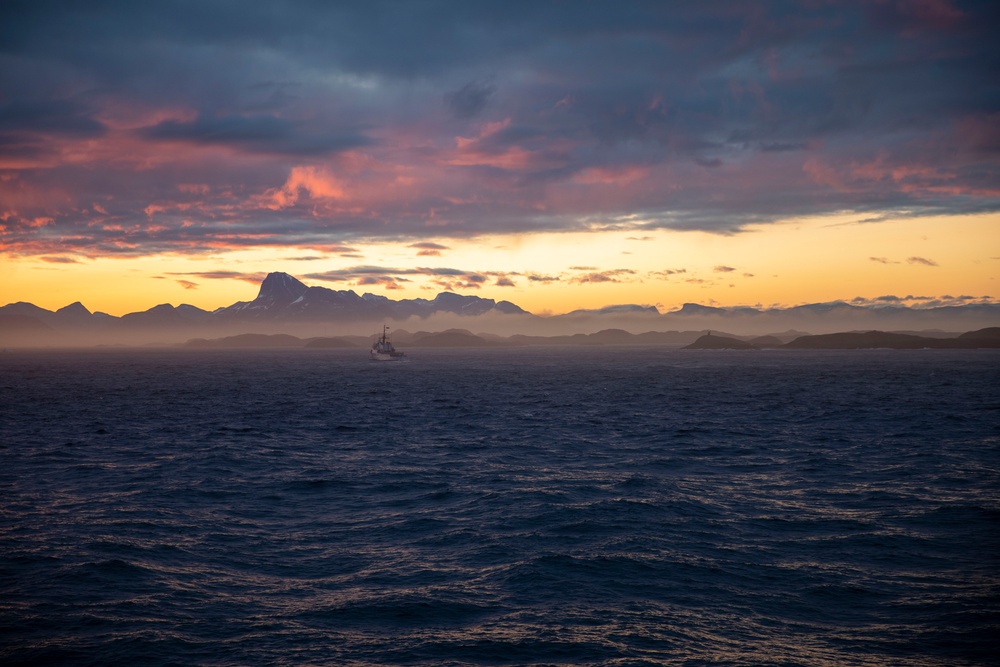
[304,265,504,290]
[445,79,496,119]
[39,255,82,264]
[527,273,560,283]
[312,244,362,256]
[409,242,450,256]
[356,275,408,290]
[714,265,737,273]
[261,167,346,209]
[177,279,198,290]
[848,293,992,308]
[169,271,267,284]
[907,256,939,266]
[0,100,107,167]
[569,269,636,284]
[869,256,898,264]
[0,100,106,138]
[1,2,998,258]
[139,114,372,156]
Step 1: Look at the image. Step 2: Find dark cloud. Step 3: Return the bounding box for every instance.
[39,255,82,264]
[1,1,997,256]
[907,256,939,266]
[140,114,372,156]
[527,273,560,282]
[569,269,637,284]
[759,142,808,153]
[445,80,496,119]
[409,242,450,256]
[714,265,737,273]
[170,271,267,284]
[0,100,106,137]
[304,265,500,289]
[0,99,107,163]
[357,275,409,289]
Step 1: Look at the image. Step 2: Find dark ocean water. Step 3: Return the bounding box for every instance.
[1,347,998,666]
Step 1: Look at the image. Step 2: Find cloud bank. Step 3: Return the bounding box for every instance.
[1,1,998,257]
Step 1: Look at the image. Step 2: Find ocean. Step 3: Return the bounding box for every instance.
[1,347,998,666]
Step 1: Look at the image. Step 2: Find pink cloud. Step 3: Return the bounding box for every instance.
[448,144,567,171]
[572,166,649,186]
[262,166,346,210]
[454,118,512,150]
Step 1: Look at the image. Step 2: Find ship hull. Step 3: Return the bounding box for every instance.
[370,350,404,361]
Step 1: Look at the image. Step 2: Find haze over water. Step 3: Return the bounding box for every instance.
[2,347,998,666]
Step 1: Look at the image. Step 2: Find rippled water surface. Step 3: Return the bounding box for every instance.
[2,347,998,666]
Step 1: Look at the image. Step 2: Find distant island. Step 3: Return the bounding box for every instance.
[684,328,1000,350]
[168,327,1000,350]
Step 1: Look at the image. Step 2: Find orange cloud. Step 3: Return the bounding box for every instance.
[572,165,649,186]
[448,145,563,171]
[262,166,346,209]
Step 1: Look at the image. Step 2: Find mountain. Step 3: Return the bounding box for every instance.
[0,271,538,345]
[2,271,999,346]
[783,331,935,349]
[957,326,1000,342]
[0,313,53,335]
[682,327,1000,350]
[408,329,494,347]
[566,304,659,316]
[185,333,305,348]
[784,329,1000,349]
[212,272,520,322]
[120,303,212,327]
[55,302,93,323]
[747,335,784,348]
[1,302,57,322]
[665,300,1000,335]
[684,333,754,350]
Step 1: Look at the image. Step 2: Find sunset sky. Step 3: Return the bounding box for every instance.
[1,1,997,317]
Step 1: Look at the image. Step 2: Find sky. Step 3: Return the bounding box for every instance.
[1,0,998,317]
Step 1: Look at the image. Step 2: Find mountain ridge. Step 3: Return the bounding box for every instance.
[2,271,999,346]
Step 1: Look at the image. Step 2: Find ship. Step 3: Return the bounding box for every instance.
[370,325,405,360]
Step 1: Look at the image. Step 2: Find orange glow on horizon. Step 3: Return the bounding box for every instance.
[3,211,995,318]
